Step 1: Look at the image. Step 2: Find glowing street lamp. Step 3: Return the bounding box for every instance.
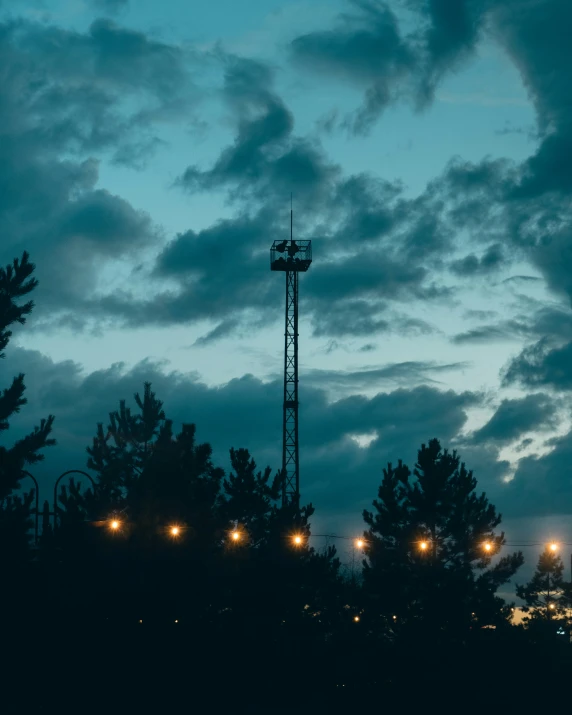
[109,519,120,531]
[549,542,559,552]
[419,541,429,551]
[293,534,303,546]
[231,531,240,542]
[353,616,360,622]
[483,542,492,553]
[170,526,181,537]
[355,539,365,549]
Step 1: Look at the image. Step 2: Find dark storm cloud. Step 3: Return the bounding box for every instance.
[289,0,572,293]
[430,1,572,306]
[330,173,403,245]
[330,173,452,263]
[92,232,438,340]
[452,304,572,346]
[515,437,533,453]
[501,275,541,284]
[411,0,491,108]
[439,160,572,317]
[503,431,572,517]
[463,309,498,320]
[289,0,493,133]
[490,0,572,199]
[290,0,572,168]
[309,299,390,338]
[471,393,558,446]
[17,18,191,104]
[302,359,470,394]
[450,244,504,277]
[90,209,281,330]
[307,249,426,303]
[4,346,483,519]
[178,55,340,207]
[57,189,153,253]
[193,319,241,347]
[502,339,572,392]
[165,53,454,341]
[0,15,199,330]
[290,0,416,134]
[451,320,527,345]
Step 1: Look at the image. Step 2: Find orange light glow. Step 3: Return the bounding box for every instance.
[419,541,428,551]
[483,542,492,552]
[549,603,556,610]
[232,531,240,541]
[170,526,180,537]
[355,539,364,549]
[354,616,360,622]
[109,519,120,530]
[550,542,558,552]
[293,535,303,545]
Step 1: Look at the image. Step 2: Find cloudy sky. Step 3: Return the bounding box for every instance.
[2,0,572,587]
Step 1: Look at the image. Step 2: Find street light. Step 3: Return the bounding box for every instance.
[419,541,429,551]
[549,542,558,552]
[483,542,492,553]
[293,534,303,546]
[170,526,181,537]
[109,519,120,531]
[231,531,240,542]
[355,539,364,549]
[22,468,96,541]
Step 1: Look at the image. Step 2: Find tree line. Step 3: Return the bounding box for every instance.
[2,250,571,712]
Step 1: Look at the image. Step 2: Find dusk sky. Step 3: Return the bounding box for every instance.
[2,0,572,589]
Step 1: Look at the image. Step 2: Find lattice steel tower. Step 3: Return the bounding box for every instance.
[270,210,312,510]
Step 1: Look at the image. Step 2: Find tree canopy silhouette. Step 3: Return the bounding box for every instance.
[0,250,56,562]
[517,545,571,643]
[361,438,524,646]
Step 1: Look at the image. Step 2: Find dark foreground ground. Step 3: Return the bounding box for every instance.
[5,622,572,715]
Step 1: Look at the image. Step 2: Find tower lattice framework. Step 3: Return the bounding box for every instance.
[270,214,312,509]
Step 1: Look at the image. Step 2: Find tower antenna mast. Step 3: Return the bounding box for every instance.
[270,200,312,511]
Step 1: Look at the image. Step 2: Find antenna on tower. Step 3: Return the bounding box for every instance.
[290,193,293,240]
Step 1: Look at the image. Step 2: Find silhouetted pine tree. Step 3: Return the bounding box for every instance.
[219,446,281,546]
[216,450,345,699]
[52,383,229,627]
[0,251,56,562]
[516,546,570,643]
[362,438,523,647]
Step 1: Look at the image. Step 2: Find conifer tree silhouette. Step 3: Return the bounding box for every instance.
[517,545,570,643]
[0,251,56,560]
[362,438,524,646]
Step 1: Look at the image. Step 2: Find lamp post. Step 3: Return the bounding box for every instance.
[21,469,97,543]
[21,471,39,545]
[53,470,96,531]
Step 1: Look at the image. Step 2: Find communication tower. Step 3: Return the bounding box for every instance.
[270,210,312,510]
